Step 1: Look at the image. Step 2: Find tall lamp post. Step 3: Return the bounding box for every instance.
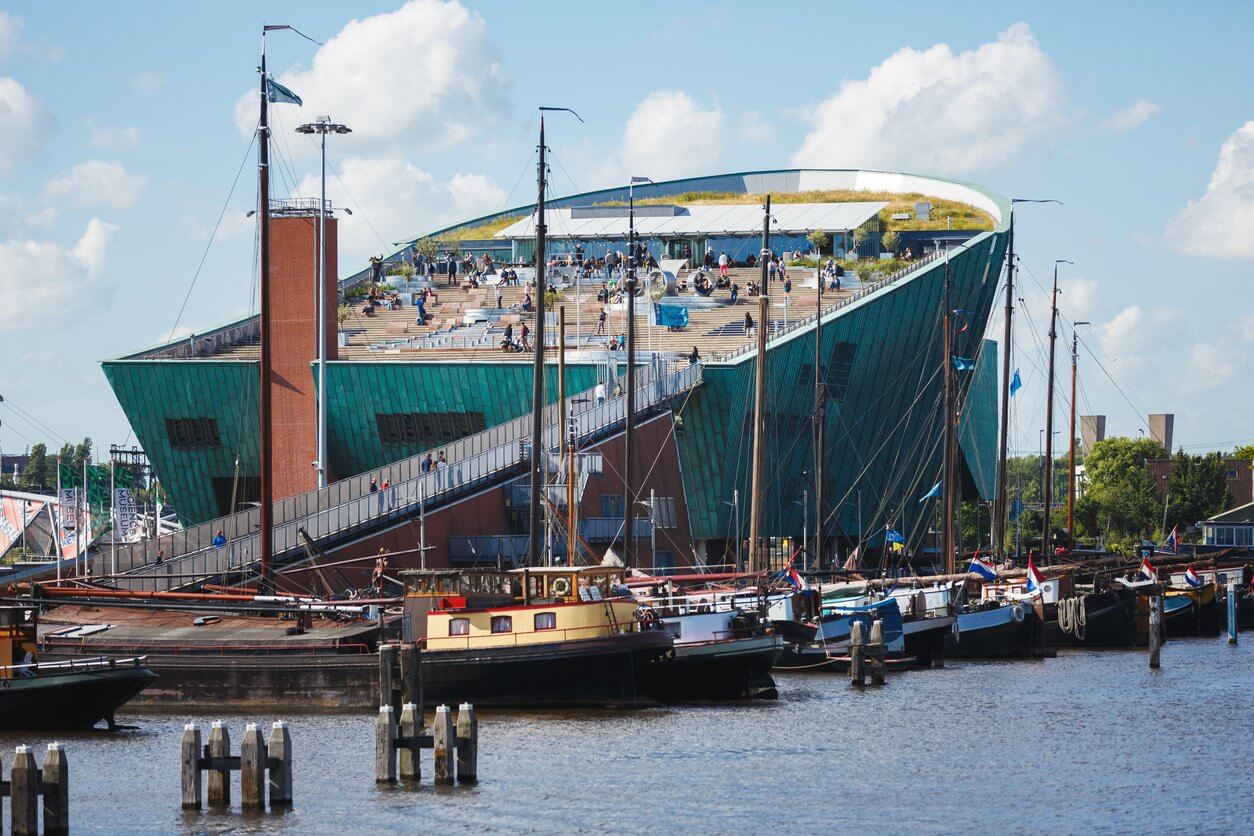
[296,116,352,488]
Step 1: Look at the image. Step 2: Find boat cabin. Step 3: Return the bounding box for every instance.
[981,574,1072,605]
[0,606,37,679]
[400,567,642,648]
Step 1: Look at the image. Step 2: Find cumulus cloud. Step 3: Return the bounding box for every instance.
[0,11,20,59]
[618,90,724,182]
[233,0,506,156]
[1169,122,1254,259]
[86,119,140,151]
[1184,342,1237,392]
[792,23,1065,174]
[1096,304,1180,372]
[296,158,504,266]
[736,111,774,145]
[43,160,147,208]
[1059,277,1097,320]
[1103,99,1159,133]
[0,219,116,331]
[0,77,53,171]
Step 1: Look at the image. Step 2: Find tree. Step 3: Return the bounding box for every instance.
[19,443,49,489]
[807,230,829,254]
[1076,436,1163,546]
[881,230,901,253]
[1166,450,1229,534]
[1232,443,1254,464]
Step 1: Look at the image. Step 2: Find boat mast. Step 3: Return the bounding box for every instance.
[1042,261,1063,560]
[748,196,771,573]
[1066,322,1087,553]
[257,39,274,587]
[993,213,1014,563]
[812,253,824,571]
[527,113,547,568]
[942,250,955,575]
[624,180,636,571]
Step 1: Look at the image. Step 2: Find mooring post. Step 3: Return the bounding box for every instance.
[267,721,293,807]
[1228,582,1239,644]
[456,703,478,784]
[379,644,399,715]
[868,619,886,685]
[10,745,38,835]
[1149,593,1163,668]
[433,705,455,785]
[399,703,421,782]
[400,642,422,712]
[239,724,266,810]
[375,705,396,784]
[42,742,69,834]
[207,721,231,808]
[181,723,202,810]
[849,620,866,687]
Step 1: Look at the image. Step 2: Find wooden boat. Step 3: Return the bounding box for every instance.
[402,567,673,707]
[1,606,156,729]
[946,601,1047,659]
[982,576,1137,648]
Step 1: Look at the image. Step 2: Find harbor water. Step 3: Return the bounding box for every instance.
[5,637,1251,833]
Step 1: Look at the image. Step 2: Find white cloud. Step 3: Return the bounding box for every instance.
[792,23,1065,174]
[1184,342,1236,393]
[736,111,774,145]
[129,71,164,96]
[0,219,116,331]
[0,11,21,59]
[233,0,506,157]
[42,160,147,209]
[1059,276,1097,320]
[296,158,504,266]
[0,77,53,171]
[1096,304,1180,372]
[86,119,140,151]
[618,90,724,182]
[1169,122,1254,259]
[1103,99,1159,133]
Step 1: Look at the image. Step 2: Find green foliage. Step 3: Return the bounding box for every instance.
[856,264,874,282]
[881,230,900,253]
[396,262,415,280]
[1166,450,1230,532]
[19,443,49,490]
[1232,443,1254,463]
[852,227,869,248]
[807,230,829,253]
[416,237,439,258]
[1076,436,1165,543]
[543,288,564,306]
[338,304,354,325]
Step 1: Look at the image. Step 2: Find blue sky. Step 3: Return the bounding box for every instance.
[0,1,1251,465]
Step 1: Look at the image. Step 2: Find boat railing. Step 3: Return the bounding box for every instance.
[41,640,373,657]
[1,655,149,674]
[428,622,643,650]
[105,362,703,592]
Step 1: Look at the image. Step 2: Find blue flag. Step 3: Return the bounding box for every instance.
[918,481,941,502]
[885,529,905,543]
[655,303,689,329]
[1009,369,1022,397]
[952,357,975,372]
[266,77,303,106]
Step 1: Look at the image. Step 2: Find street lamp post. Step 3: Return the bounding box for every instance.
[296,116,352,489]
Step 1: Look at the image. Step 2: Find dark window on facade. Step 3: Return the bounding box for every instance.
[602,494,625,518]
[826,341,858,402]
[166,417,222,450]
[653,550,675,575]
[491,615,513,634]
[534,612,556,631]
[212,476,260,517]
[1227,469,1239,480]
[375,411,487,446]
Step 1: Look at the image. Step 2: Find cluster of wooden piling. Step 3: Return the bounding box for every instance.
[849,620,887,687]
[180,721,293,812]
[375,642,478,786]
[0,743,69,834]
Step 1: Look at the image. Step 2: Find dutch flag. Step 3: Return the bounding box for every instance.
[968,555,998,581]
[1025,556,1046,593]
[1184,565,1203,588]
[1163,525,1179,554]
[786,567,808,590]
[1139,557,1159,583]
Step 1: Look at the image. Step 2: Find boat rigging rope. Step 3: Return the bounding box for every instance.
[1057,594,1086,639]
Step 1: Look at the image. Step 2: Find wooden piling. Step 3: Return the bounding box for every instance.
[456,703,478,784]
[400,643,422,711]
[10,745,38,835]
[375,705,396,783]
[267,721,293,807]
[207,721,231,808]
[849,620,866,687]
[399,703,421,782]
[379,644,399,715]
[1149,594,1163,668]
[181,723,202,810]
[433,705,455,785]
[868,619,886,686]
[42,743,69,834]
[240,723,266,810]
[1228,582,1239,644]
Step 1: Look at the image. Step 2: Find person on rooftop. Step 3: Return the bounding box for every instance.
[730,282,739,304]
[370,476,379,493]
[522,292,533,312]
[520,322,531,352]
[421,453,433,473]
[502,323,514,352]
[595,381,607,405]
[596,307,608,335]
[689,345,700,365]
[718,251,729,280]
[744,311,755,336]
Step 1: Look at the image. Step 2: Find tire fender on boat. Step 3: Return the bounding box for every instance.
[1011,603,1026,623]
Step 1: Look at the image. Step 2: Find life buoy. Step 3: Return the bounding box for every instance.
[550,577,571,597]
[1011,603,1026,623]
[638,607,658,629]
